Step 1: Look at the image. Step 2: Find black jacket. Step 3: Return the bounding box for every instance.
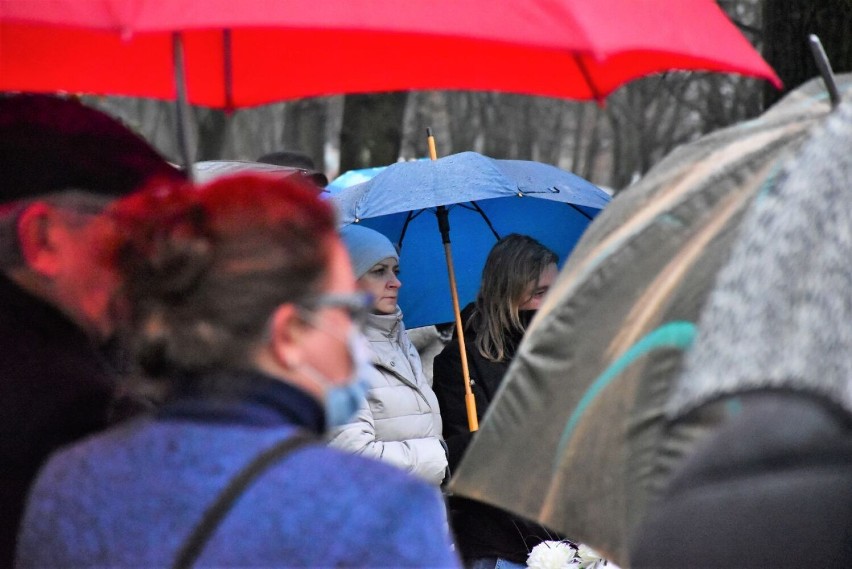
[433,304,558,564]
[631,391,852,568]
[0,275,118,568]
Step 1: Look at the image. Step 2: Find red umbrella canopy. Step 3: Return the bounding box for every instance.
[1,0,780,109]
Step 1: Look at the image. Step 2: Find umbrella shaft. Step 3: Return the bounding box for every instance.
[442,240,478,432]
[172,32,195,182]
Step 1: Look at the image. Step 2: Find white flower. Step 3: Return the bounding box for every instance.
[575,544,620,569]
[576,544,601,563]
[527,540,580,569]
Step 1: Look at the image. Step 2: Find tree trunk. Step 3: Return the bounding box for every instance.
[763,0,852,107]
[339,92,408,172]
[281,99,327,171]
[402,91,453,159]
[581,106,602,182]
[193,108,229,161]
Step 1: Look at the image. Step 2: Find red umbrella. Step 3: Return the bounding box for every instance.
[1,0,780,109]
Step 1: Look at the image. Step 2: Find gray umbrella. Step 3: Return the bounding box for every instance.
[671,99,852,419]
[449,73,852,567]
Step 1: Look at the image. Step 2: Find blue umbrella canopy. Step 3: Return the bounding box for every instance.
[327,165,391,194]
[331,151,610,328]
[328,159,432,195]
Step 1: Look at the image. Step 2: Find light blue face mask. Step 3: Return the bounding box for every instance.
[323,329,374,428]
[298,326,374,429]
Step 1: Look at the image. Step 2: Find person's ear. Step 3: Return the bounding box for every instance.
[267,303,308,370]
[16,202,64,277]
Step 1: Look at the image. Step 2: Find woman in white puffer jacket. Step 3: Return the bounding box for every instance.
[329,224,448,485]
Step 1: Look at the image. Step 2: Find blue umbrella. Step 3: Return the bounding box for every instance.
[327,165,390,194]
[328,159,432,195]
[332,151,610,328]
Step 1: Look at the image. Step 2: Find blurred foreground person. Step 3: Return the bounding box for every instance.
[330,225,448,485]
[0,94,183,567]
[630,102,852,567]
[433,234,560,569]
[16,174,460,568]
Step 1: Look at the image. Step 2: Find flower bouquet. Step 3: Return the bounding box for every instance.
[526,540,619,569]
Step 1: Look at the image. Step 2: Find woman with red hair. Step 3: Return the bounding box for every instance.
[17,173,460,569]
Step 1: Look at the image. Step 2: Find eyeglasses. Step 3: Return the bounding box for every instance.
[297,292,374,327]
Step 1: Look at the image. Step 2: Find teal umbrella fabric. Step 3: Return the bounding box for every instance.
[330,151,610,328]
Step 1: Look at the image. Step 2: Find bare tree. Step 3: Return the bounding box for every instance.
[280,99,327,168]
[82,0,849,194]
[193,108,228,161]
[400,91,453,159]
[763,0,852,107]
[339,92,408,173]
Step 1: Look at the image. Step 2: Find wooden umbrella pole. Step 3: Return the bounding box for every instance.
[440,213,479,432]
[427,128,478,432]
[427,127,438,162]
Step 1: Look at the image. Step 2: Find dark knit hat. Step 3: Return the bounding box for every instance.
[0,94,185,267]
[0,93,184,203]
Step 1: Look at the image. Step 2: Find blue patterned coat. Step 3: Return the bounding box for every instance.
[16,372,460,568]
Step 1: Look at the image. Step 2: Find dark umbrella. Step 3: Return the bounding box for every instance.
[449,72,852,567]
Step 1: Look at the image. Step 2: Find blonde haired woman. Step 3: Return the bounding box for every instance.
[433,233,560,569]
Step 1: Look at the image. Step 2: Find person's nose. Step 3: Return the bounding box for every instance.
[388,273,401,289]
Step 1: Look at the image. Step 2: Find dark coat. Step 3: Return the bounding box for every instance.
[17,371,461,568]
[630,391,852,568]
[433,304,557,564]
[0,275,117,568]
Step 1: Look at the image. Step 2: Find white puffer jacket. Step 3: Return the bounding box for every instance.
[329,308,448,484]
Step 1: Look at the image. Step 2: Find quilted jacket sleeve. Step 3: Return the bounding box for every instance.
[328,398,448,485]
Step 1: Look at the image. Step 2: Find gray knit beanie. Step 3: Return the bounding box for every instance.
[339,224,399,279]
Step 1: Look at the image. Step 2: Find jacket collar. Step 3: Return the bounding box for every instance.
[0,272,80,337]
[364,306,403,341]
[157,369,326,434]
[0,273,122,373]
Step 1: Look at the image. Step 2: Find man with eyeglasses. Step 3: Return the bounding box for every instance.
[0,94,185,567]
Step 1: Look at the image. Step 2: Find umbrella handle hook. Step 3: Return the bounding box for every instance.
[809,35,841,109]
